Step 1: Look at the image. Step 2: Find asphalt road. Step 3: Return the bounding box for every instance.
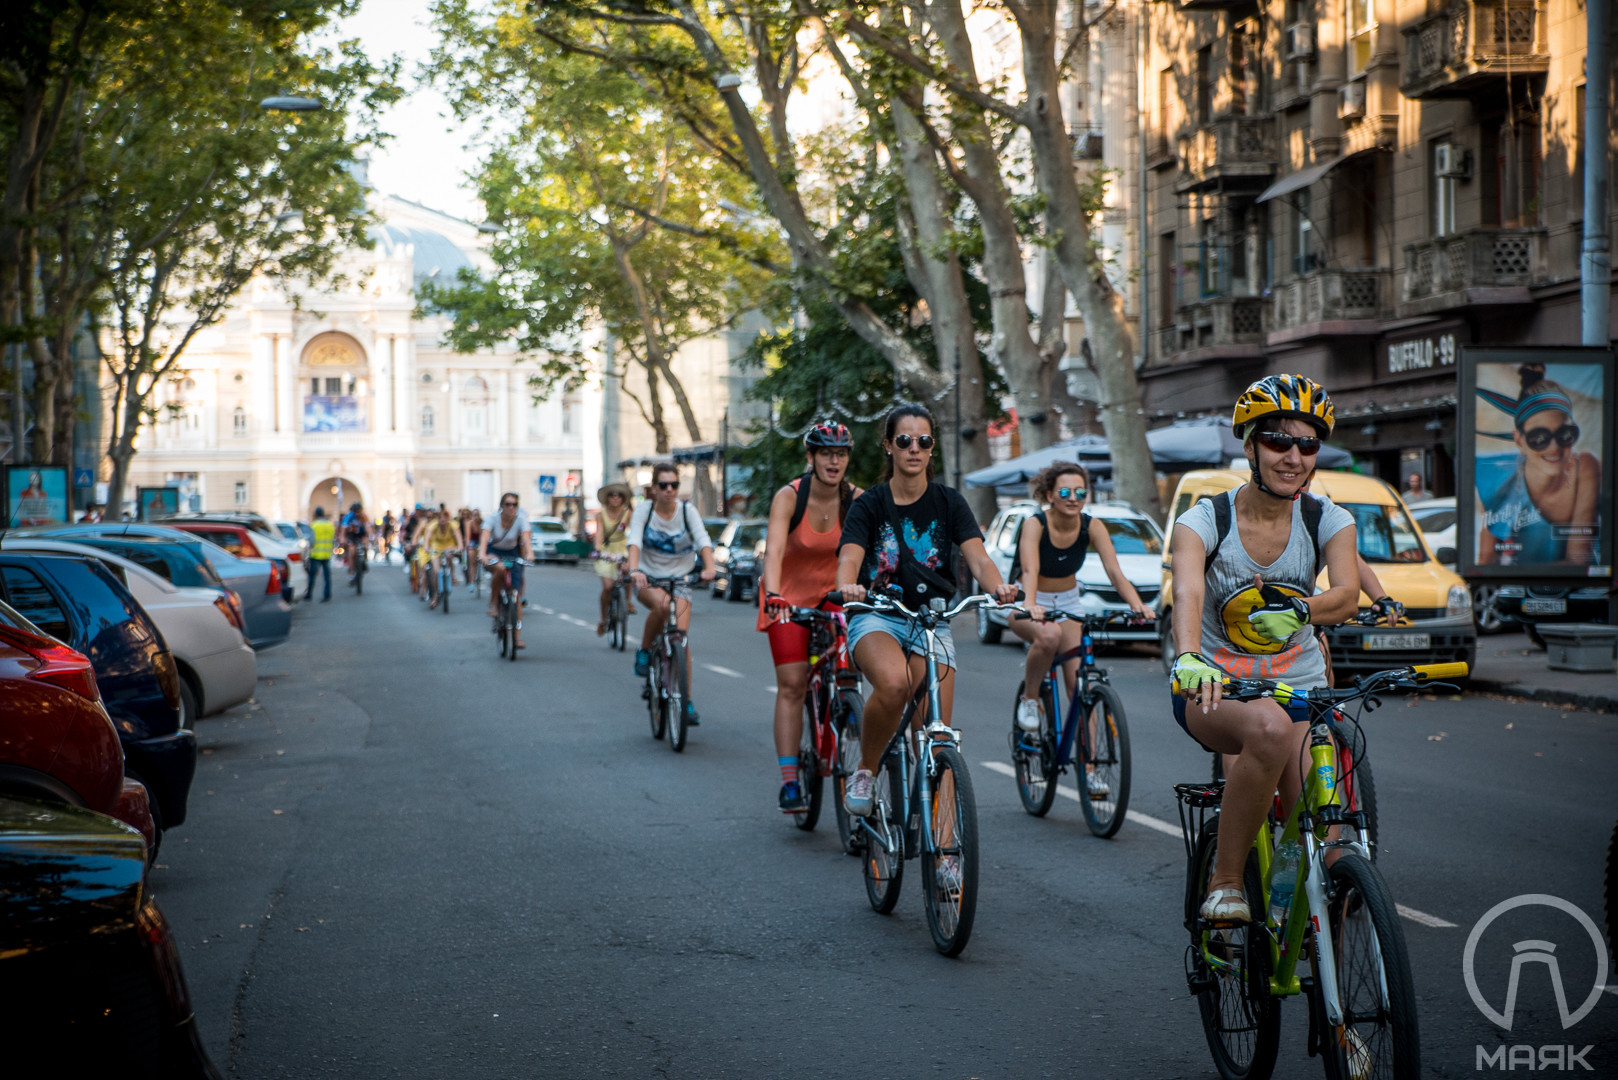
[158,559,1617,1078]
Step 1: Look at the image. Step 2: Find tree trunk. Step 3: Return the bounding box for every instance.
[1036,249,1078,441]
[105,376,143,514]
[1013,2,1163,523]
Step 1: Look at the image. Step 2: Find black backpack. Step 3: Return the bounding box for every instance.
[787,471,852,533]
[1200,490,1325,577]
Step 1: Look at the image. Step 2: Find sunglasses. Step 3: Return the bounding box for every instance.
[1255,431,1322,456]
[1056,487,1087,501]
[1522,423,1580,451]
[656,480,680,490]
[501,501,517,508]
[892,433,935,451]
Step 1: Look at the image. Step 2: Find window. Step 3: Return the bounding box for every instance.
[1156,68,1174,155]
[1572,84,1586,220]
[1199,217,1222,297]
[324,377,342,396]
[1,566,71,642]
[234,481,248,507]
[562,393,578,435]
[1494,112,1541,227]
[1432,141,1457,237]
[1346,0,1375,77]
[1195,46,1212,125]
[1230,22,1260,115]
[420,404,435,435]
[1294,191,1315,274]
[1158,231,1177,325]
[233,406,247,436]
[1342,502,1427,563]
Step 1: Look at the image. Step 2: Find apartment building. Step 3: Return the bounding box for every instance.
[1139,0,1613,490]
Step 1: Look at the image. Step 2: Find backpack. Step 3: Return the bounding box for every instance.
[1200,490,1325,577]
[786,471,849,534]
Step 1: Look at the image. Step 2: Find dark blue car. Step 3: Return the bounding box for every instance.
[0,553,196,834]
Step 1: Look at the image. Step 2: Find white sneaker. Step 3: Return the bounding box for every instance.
[1086,771,1111,799]
[844,769,876,817]
[1016,697,1045,733]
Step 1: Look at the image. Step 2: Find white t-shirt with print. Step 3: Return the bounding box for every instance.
[628,500,712,580]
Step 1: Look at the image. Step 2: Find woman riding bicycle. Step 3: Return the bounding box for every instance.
[593,482,635,635]
[480,492,534,649]
[836,404,1018,839]
[1009,461,1150,794]
[1169,374,1360,925]
[627,464,717,727]
[758,422,863,815]
[424,508,462,610]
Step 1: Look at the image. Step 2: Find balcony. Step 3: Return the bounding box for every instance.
[1175,117,1275,194]
[1178,0,1257,10]
[1401,227,1547,313]
[1402,0,1548,99]
[1159,295,1269,359]
[1269,268,1392,342]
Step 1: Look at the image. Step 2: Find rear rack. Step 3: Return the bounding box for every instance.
[1173,780,1225,858]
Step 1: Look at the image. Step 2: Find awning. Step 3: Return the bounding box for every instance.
[1256,156,1346,204]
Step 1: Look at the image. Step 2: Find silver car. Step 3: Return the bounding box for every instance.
[530,516,581,563]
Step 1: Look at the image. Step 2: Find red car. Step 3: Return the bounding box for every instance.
[164,521,290,601]
[0,598,157,855]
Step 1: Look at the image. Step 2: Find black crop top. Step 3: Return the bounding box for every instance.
[1033,510,1090,578]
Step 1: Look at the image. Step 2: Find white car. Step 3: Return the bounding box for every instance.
[975,501,1163,643]
[531,516,582,563]
[1406,496,1509,633]
[3,538,257,724]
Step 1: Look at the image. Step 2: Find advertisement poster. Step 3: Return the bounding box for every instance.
[138,486,180,522]
[303,395,367,433]
[1458,347,1613,579]
[6,466,69,526]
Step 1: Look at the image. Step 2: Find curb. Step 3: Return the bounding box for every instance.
[1467,676,1618,714]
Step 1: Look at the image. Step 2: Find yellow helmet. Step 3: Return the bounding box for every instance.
[1232,374,1335,438]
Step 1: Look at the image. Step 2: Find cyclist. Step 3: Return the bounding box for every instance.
[479,493,533,647]
[1168,374,1360,925]
[836,403,1018,863]
[424,507,463,609]
[340,502,370,581]
[627,464,716,727]
[1009,461,1150,795]
[758,422,862,814]
[593,482,635,635]
[462,508,483,595]
[380,510,396,563]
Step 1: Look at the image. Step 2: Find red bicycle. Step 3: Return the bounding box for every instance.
[782,604,864,848]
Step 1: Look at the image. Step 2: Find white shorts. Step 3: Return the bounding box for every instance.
[1036,586,1086,617]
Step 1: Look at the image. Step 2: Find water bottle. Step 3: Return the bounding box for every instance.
[1269,841,1302,928]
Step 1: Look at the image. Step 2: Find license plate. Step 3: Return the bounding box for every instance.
[1363,633,1430,650]
[1520,598,1567,615]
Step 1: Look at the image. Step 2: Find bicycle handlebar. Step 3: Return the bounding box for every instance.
[827,587,1022,624]
[1170,661,1469,706]
[1012,609,1151,627]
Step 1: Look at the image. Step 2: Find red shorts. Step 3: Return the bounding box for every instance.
[766,619,811,667]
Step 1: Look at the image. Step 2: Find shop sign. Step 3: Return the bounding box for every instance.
[1379,322,1468,381]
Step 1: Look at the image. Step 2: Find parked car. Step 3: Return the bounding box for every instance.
[1494,584,1611,647]
[1158,470,1476,681]
[712,518,767,601]
[36,525,291,650]
[272,518,312,562]
[1,795,221,1076]
[976,501,1164,643]
[166,517,298,602]
[530,516,582,563]
[3,537,256,720]
[0,553,196,836]
[1406,496,1509,633]
[0,599,156,853]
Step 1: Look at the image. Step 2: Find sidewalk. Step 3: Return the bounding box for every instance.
[1467,631,1618,713]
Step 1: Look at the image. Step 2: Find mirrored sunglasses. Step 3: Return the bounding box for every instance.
[892,433,935,451]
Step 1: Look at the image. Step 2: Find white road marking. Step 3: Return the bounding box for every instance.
[1395,904,1457,929]
[557,614,592,628]
[704,664,744,678]
[767,686,778,694]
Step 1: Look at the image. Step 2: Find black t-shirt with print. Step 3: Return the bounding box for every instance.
[838,481,983,610]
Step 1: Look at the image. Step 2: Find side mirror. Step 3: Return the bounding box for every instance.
[1435,546,1456,565]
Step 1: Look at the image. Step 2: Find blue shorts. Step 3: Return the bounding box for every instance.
[1171,693,1312,751]
[491,553,524,591]
[847,612,956,669]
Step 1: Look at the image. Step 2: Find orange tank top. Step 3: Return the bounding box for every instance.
[756,480,843,631]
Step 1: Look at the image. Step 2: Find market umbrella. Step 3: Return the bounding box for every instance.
[962,434,1112,491]
[1145,416,1351,470]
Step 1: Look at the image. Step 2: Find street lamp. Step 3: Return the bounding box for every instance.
[260,95,321,112]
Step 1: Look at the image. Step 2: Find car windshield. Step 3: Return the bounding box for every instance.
[534,521,566,534]
[1412,507,1456,533]
[1100,518,1163,556]
[1341,502,1428,563]
[734,525,766,548]
[277,524,299,540]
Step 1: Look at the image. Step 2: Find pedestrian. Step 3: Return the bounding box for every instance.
[306,506,335,603]
[1404,471,1426,500]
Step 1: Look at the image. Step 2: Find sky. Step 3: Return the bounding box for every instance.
[330,0,484,222]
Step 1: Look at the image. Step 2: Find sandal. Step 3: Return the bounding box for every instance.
[596,622,607,636]
[1199,887,1252,926]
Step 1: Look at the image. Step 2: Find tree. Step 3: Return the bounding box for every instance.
[425,0,782,513]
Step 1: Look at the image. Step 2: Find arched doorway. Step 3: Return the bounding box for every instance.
[308,476,369,523]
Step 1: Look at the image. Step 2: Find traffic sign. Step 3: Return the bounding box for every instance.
[537,475,557,495]
[73,468,94,488]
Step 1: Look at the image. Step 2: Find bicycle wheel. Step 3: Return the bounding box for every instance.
[922,745,979,957]
[665,639,689,753]
[833,689,865,855]
[796,703,824,832]
[862,743,904,914]
[1322,853,1420,1080]
[645,660,666,740]
[506,596,519,662]
[1010,679,1058,817]
[440,568,451,614]
[608,588,624,650]
[1189,815,1280,1080]
[355,552,365,595]
[1077,683,1131,839]
[1333,718,1379,861]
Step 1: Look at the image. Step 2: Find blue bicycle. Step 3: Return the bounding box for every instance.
[1007,610,1142,837]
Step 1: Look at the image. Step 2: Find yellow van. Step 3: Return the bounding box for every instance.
[1158,469,1476,682]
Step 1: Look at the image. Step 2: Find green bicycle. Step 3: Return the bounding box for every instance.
[1174,661,1467,1080]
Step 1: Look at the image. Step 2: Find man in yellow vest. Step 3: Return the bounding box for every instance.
[307,506,335,603]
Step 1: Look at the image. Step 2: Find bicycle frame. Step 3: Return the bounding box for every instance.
[789,607,857,771]
[1032,619,1114,772]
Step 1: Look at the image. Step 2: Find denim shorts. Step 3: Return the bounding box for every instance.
[847,612,956,669]
[1171,693,1312,752]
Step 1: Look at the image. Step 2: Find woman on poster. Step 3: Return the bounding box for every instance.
[1475,363,1602,565]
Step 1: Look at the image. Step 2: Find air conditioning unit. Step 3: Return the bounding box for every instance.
[1338,81,1366,120]
[1284,23,1315,60]
[1435,142,1472,179]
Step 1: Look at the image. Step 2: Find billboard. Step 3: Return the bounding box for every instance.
[1458,347,1613,580]
[303,395,367,433]
[6,466,69,526]
[137,486,180,522]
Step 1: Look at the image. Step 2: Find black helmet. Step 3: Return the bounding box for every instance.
[350,502,362,513]
[804,421,852,449]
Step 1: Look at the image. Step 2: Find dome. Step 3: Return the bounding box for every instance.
[370,220,476,290]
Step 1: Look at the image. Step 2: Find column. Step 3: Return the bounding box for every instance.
[252,334,274,438]
[398,335,416,441]
[379,334,394,433]
[367,336,383,439]
[276,335,295,437]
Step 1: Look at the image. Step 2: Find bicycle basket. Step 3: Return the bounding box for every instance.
[1173,781,1225,859]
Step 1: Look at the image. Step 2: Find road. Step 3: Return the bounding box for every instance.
[158,559,1617,1078]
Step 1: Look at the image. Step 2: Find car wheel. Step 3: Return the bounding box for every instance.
[179,679,199,730]
[1472,585,1504,634]
[1158,607,1176,676]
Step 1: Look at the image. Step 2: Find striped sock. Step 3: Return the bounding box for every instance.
[779,757,799,787]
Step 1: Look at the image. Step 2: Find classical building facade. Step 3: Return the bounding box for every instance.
[119,194,587,522]
[1140,0,1615,490]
